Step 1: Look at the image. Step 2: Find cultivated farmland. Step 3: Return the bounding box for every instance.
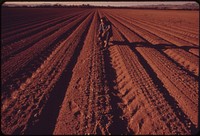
[1,8,199,135]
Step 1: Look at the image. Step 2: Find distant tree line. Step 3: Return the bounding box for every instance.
[2,4,95,8]
[2,3,199,10]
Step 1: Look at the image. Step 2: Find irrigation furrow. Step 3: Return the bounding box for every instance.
[2,12,90,62]
[137,47,198,126]
[1,8,198,135]
[105,13,198,129]
[108,12,196,47]
[1,9,88,39]
[1,12,91,97]
[2,8,87,33]
[1,12,94,135]
[2,13,58,33]
[163,48,199,76]
[111,23,192,134]
[108,13,199,76]
[132,18,199,45]
[1,11,89,46]
[113,12,199,44]
[111,9,199,35]
[2,13,68,39]
[53,11,113,135]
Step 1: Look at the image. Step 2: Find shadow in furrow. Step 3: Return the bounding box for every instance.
[22,17,93,135]
[110,40,198,80]
[103,49,134,135]
[156,49,198,80]
[1,14,89,102]
[124,41,198,134]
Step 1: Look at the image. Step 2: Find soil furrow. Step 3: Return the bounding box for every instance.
[1,8,198,135]
[2,13,73,44]
[1,10,87,39]
[110,25,191,134]
[1,12,94,135]
[108,13,199,76]
[105,13,198,129]
[108,9,198,35]
[1,12,90,99]
[126,17,199,45]
[109,12,196,47]
[2,13,57,33]
[1,12,89,61]
[53,11,115,135]
[2,8,87,33]
[132,17,198,38]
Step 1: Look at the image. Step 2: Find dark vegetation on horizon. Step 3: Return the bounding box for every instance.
[2,3,199,10]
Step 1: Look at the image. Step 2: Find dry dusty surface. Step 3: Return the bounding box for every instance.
[1,8,199,135]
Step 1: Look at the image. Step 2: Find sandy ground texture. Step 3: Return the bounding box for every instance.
[1,8,199,135]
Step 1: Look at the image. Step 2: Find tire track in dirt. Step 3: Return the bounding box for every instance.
[110,25,191,134]
[107,12,199,76]
[1,12,94,135]
[98,11,134,135]
[136,47,198,127]
[105,13,198,133]
[103,48,134,135]
[53,11,113,135]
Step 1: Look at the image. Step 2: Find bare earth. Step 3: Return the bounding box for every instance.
[1,8,199,135]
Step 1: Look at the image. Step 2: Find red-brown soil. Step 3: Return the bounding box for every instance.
[1,8,199,135]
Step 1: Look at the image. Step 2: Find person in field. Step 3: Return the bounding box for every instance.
[97,17,112,48]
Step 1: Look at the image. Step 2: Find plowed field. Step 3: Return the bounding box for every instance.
[1,8,199,135]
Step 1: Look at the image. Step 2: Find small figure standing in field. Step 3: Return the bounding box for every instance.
[97,17,112,49]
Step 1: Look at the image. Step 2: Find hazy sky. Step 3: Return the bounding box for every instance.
[3,1,198,7]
